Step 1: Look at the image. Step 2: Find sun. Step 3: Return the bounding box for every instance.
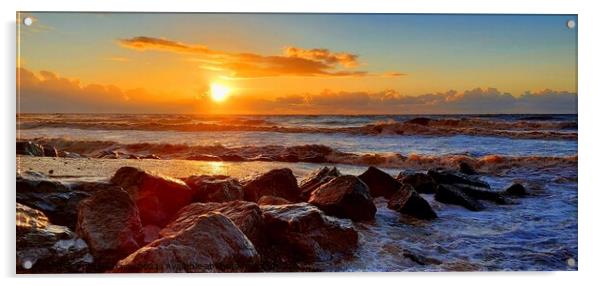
[209,83,231,102]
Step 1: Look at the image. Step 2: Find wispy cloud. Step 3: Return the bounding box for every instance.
[118,36,403,79]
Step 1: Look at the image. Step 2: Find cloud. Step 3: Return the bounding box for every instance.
[222,88,577,114]
[118,36,399,78]
[17,68,208,113]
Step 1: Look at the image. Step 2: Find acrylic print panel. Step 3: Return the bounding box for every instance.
[16,12,578,273]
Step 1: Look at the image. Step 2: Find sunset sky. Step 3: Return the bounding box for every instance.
[17,13,577,114]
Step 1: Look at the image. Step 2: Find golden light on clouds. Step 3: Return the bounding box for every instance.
[210,83,231,102]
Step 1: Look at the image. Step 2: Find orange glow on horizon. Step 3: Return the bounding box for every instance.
[210,83,231,103]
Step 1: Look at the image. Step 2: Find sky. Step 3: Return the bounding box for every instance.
[17,13,577,114]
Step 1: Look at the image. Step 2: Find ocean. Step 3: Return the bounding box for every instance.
[16,113,578,271]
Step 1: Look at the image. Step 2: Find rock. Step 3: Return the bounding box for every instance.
[142,225,161,244]
[113,212,260,273]
[58,151,83,158]
[504,183,528,197]
[459,162,478,175]
[434,184,484,211]
[242,168,301,202]
[402,249,442,266]
[308,175,376,221]
[16,176,94,229]
[299,166,341,200]
[42,144,58,157]
[110,166,193,226]
[184,175,243,203]
[455,184,510,205]
[141,154,161,160]
[405,117,431,125]
[427,169,490,189]
[387,184,437,220]
[17,203,93,273]
[397,172,438,194]
[258,195,291,205]
[163,201,264,248]
[76,187,143,270]
[16,141,44,156]
[358,166,400,198]
[260,203,358,264]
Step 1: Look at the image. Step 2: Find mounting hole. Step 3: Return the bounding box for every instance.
[23,17,33,26]
[566,20,576,29]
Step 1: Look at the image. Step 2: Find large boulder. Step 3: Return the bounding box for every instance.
[242,168,301,202]
[434,184,484,211]
[299,166,341,200]
[163,201,264,248]
[358,166,400,198]
[458,162,478,175]
[260,203,358,265]
[110,166,193,226]
[308,175,376,221]
[113,212,260,273]
[183,175,243,202]
[17,203,93,273]
[16,141,44,156]
[76,187,143,270]
[387,184,437,220]
[455,184,510,205]
[16,175,95,229]
[397,172,438,194]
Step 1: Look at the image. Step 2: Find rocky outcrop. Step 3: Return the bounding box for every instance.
[427,169,490,189]
[110,166,193,226]
[397,172,438,194]
[387,184,437,220]
[16,175,95,229]
[164,201,264,248]
[504,183,528,197]
[17,203,93,273]
[184,175,243,202]
[358,166,400,198]
[299,166,341,200]
[308,175,376,221]
[76,188,143,270]
[260,203,358,265]
[258,195,291,205]
[434,184,485,211]
[42,144,58,157]
[113,212,260,273]
[242,168,300,202]
[16,141,44,156]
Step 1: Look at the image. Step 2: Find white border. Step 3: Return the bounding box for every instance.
[3,0,601,285]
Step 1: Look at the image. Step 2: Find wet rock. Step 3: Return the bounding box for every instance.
[358,166,400,198]
[58,150,83,158]
[16,141,44,156]
[308,175,376,221]
[113,212,260,273]
[428,169,490,189]
[402,249,442,266]
[434,184,484,211]
[456,184,511,205]
[299,166,341,200]
[504,183,528,197]
[260,203,358,264]
[459,162,478,175]
[242,168,301,202]
[184,175,243,203]
[110,166,193,226]
[76,188,143,270]
[387,185,437,220]
[397,172,438,194]
[163,201,264,248]
[16,176,94,229]
[405,117,431,126]
[142,225,161,244]
[17,203,92,273]
[42,145,58,157]
[258,195,291,205]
